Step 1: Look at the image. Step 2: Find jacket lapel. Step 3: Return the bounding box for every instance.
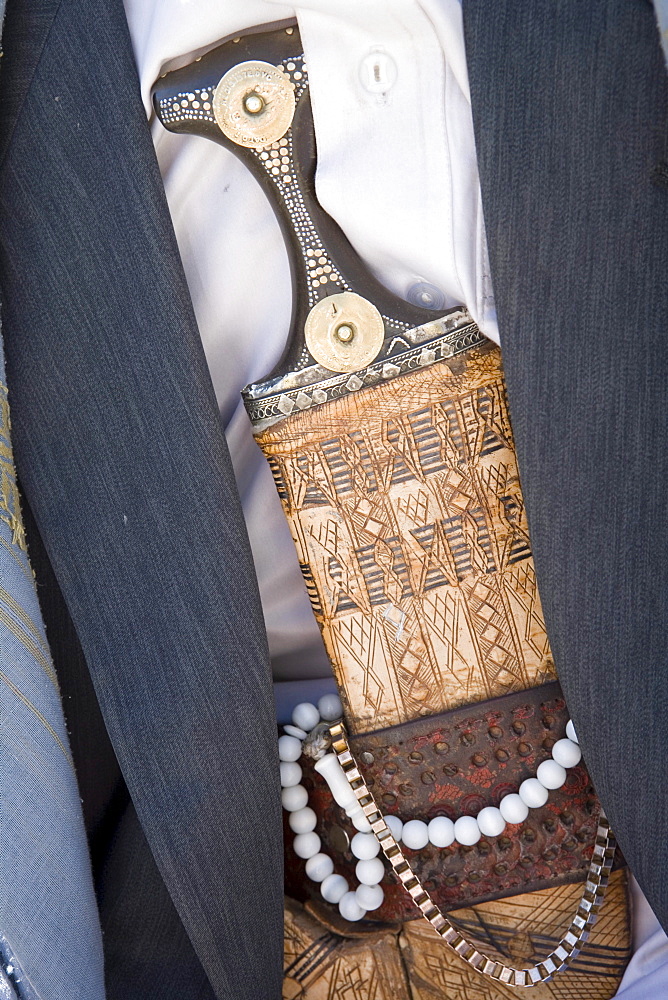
[0,9,106,1000]
[0,0,283,996]
[463,0,668,928]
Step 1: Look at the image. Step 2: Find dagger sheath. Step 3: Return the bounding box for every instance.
[255,343,556,734]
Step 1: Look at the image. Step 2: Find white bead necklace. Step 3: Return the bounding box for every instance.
[279,697,582,923]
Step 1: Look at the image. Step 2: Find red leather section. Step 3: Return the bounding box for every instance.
[284,681,621,922]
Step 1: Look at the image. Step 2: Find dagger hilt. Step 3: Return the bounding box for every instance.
[152,24,486,430]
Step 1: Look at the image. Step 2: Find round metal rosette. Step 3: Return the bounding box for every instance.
[213,61,296,149]
[304,292,385,373]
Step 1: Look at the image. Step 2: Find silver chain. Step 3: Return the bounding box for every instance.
[328,720,616,988]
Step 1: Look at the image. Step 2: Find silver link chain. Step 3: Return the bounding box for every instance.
[329,721,616,988]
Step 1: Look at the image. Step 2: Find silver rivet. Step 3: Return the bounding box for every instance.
[244,92,265,115]
[305,289,384,373]
[419,347,437,366]
[213,62,295,148]
[277,394,295,415]
[335,323,355,343]
[361,751,375,765]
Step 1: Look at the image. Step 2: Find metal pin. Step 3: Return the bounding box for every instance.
[244,93,265,115]
[335,323,355,343]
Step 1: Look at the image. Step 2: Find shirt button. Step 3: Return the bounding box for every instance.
[407,280,445,310]
[359,49,398,95]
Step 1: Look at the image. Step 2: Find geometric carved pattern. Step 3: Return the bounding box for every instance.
[283,897,411,1000]
[283,870,630,999]
[400,869,631,1000]
[257,345,556,733]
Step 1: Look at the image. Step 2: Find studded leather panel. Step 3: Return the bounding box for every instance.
[284,682,621,921]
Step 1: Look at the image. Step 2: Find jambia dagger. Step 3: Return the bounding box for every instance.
[153,25,629,997]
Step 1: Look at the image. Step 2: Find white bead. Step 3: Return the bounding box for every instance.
[284,724,307,740]
[318,693,343,721]
[321,873,348,904]
[384,815,403,841]
[293,832,321,859]
[356,883,384,911]
[499,793,529,824]
[519,777,549,809]
[305,853,334,883]
[356,857,385,886]
[339,891,366,922]
[476,806,506,837]
[552,738,582,769]
[278,734,302,762]
[454,816,481,846]
[351,832,380,860]
[428,816,455,847]
[401,819,429,850]
[288,807,317,835]
[281,785,308,812]
[279,761,302,787]
[566,719,578,744]
[536,759,567,790]
[292,702,320,732]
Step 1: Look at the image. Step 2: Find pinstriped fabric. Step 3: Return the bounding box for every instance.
[0,1,284,995]
[0,334,105,999]
[463,0,668,934]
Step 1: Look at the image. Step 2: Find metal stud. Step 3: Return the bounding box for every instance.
[213,61,295,148]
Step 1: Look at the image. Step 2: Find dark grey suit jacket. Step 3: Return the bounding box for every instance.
[0,1,666,998]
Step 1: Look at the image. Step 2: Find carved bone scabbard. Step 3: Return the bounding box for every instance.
[153,28,630,996]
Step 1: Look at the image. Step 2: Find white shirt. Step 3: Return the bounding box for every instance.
[123,1,668,993]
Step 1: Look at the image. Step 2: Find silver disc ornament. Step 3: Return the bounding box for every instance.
[304,293,385,373]
[213,61,296,149]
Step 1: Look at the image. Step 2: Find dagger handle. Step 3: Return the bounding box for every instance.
[152,24,444,390]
